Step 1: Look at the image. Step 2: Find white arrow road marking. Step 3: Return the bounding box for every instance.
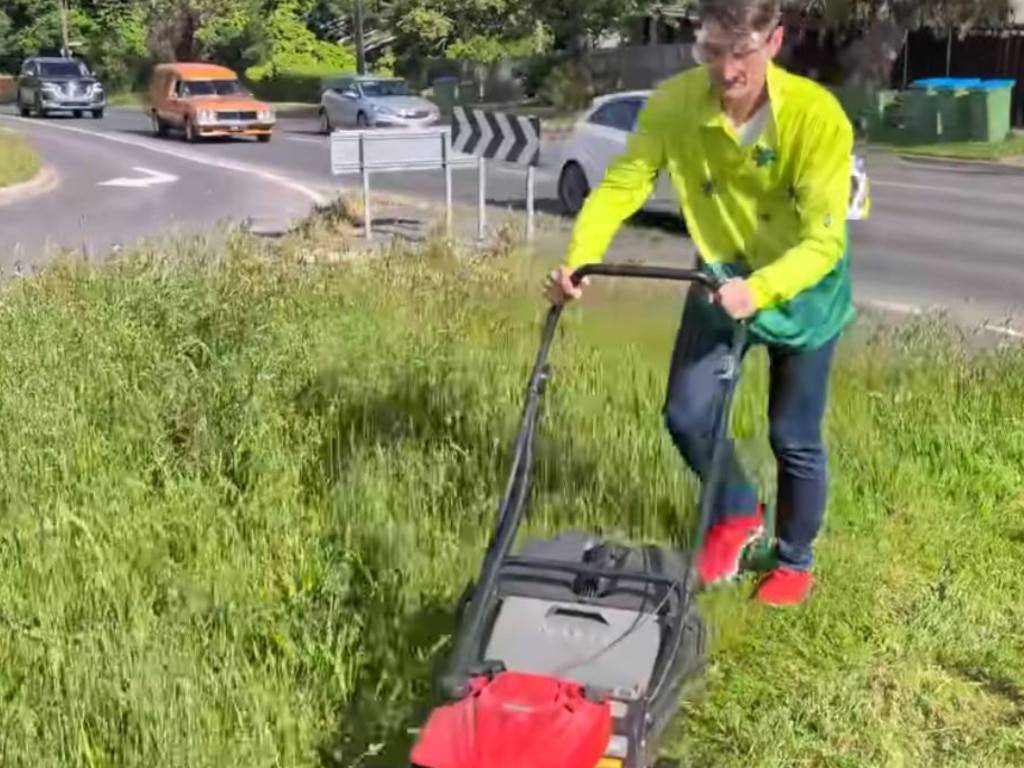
[97,166,178,188]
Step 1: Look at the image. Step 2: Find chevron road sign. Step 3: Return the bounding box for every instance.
[451,107,541,167]
[451,106,542,241]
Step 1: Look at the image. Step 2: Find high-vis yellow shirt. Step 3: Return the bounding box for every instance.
[566,62,857,350]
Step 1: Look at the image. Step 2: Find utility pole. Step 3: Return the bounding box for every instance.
[353,0,366,74]
[59,0,71,57]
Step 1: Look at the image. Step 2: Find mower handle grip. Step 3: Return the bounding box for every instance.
[569,263,722,291]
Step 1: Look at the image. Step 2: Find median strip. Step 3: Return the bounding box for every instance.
[0,128,58,206]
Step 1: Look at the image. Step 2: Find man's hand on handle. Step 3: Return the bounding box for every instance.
[545,266,588,305]
[714,277,757,320]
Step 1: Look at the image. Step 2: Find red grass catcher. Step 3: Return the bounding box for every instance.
[410,671,611,768]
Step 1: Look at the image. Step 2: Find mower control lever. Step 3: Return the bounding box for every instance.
[569,263,722,291]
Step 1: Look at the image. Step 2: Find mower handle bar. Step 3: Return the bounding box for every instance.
[567,263,722,291]
[438,262,739,702]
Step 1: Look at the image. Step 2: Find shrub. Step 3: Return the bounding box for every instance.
[244,0,359,103]
[538,59,594,111]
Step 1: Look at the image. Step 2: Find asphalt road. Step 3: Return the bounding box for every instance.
[0,109,319,268]
[2,104,1023,336]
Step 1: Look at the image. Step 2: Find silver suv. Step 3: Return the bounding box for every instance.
[17,56,106,119]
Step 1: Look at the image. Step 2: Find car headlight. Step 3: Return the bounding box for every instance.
[41,82,60,93]
[196,110,215,124]
[257,108,275,122]
[375,105,394,116]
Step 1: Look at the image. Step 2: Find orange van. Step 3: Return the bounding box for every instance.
[147,62,275,143]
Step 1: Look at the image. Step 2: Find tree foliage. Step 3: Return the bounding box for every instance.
[804,0,1012,32]
[0,0,1018,91]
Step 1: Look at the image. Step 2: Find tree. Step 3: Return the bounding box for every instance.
[535,0,651,54]
[798,0,1013,84]
[384,0,553,70]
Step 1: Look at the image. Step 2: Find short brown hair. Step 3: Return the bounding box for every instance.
[698,0,781,34]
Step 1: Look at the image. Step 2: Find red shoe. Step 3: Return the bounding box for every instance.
[754,568,813,607]
[697,506,765,586]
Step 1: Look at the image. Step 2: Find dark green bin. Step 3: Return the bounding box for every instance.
[965,79,1016,143]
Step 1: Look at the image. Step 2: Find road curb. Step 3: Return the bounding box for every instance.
[896,153,1024,175]
[0,163,59,207]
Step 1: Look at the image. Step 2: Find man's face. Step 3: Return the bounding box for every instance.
[696,20,784,102]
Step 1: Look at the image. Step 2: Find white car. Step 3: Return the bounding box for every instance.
[555,90,871,221]
[556,91,678,217]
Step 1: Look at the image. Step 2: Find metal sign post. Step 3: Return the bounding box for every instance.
[329,127,476,240]
[451,107,542,243]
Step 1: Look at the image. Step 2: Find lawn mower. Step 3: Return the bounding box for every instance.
[409,263,775,768]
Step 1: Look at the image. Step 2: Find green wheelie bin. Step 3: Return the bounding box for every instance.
[965,79,1016,143]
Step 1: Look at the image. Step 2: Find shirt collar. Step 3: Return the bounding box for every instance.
[699,60,788,130]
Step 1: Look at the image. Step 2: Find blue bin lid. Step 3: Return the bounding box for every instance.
[972,78,1017,90]
[910,77,981,88]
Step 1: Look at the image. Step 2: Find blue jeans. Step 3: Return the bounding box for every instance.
[662,286,839,571]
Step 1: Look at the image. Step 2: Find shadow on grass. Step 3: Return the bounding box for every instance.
[316,596,457,768]
[294,363,605,503]
[295,362,691,535]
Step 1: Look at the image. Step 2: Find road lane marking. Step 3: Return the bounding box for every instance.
[0,113,328,206]
[97,166,178,188]
[863,298,923,315]
[862,299,1024,339]
[981,322,1024,339]
[869,178,1024,205]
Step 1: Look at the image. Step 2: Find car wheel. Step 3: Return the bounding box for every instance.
[34,95,47,118]
[72,109,83,118]
[17,94,29,117]
[319,108,331,135]
[256,134,271,143]
[151,111,168,137]
[356,111,369,128]
[91,109,104,119]
[184,119,199,143]
[558,161,590,216]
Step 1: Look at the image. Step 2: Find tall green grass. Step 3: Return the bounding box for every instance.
[0,223,1022,767]
[0,128,42,188]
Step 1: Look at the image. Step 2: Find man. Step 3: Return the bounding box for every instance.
[546,0,856,607]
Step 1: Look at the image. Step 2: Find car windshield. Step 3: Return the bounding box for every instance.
[39,60,89,77]
[181,79,246,97]
[359,79,411,97]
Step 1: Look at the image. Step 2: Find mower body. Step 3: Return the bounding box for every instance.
[486,530,707,767]
[409,265,754,768]
[412,530,707,768]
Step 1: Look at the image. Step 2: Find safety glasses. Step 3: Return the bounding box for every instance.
[692,24,778,65]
